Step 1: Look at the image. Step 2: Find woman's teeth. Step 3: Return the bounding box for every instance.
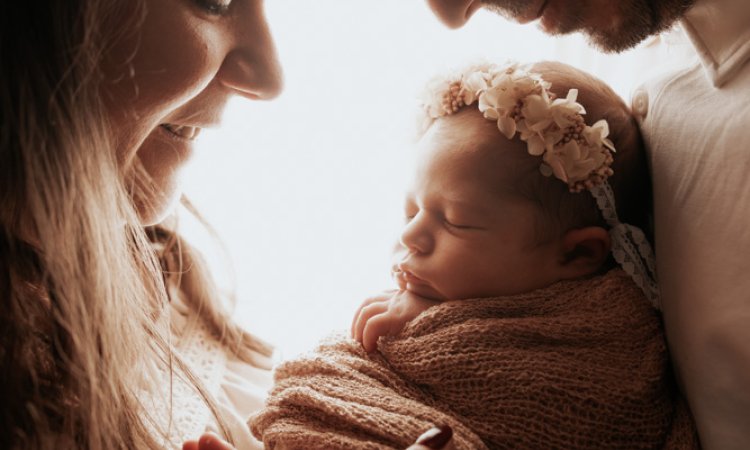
[161,123,202,140]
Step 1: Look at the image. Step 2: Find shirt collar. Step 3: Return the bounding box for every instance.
[681,0,750,87]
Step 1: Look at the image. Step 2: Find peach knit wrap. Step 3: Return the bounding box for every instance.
[249,270,698,449]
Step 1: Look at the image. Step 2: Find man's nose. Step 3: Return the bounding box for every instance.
[425,0,482,29]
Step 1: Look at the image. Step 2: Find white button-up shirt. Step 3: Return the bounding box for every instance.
[637,0,750,448]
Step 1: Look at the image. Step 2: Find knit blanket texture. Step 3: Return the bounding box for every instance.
[249,270,698,449]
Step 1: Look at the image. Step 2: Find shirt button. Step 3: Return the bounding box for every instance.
[631,88,649,120]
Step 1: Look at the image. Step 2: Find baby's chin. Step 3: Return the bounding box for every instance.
[406,283,447,302]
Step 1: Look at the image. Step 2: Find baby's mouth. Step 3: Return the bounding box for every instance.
[402,270,427,285]
[160,123,202,141]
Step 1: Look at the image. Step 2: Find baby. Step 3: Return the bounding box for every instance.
[351,61,655,353]
[250,61,698,450]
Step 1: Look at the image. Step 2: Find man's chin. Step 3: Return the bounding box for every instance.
[586,30,648,54]
[586,0,695,53]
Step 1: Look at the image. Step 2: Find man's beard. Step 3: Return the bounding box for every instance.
[482,0,540,22]
[481,0,696,53]
[586,0,695,53]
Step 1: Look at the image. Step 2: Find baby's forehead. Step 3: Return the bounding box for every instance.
[425,109,526,173]
[437,108,499,141]
[417,110,529,199]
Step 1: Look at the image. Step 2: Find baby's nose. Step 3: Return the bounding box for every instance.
[400,225,432,255]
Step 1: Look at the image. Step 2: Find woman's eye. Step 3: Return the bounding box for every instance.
[195,0,232,15]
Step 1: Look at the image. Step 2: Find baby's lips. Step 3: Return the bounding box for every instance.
[391,266,408,290]
[397,263,423,282]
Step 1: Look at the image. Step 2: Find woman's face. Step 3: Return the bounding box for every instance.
[102,0,282,225]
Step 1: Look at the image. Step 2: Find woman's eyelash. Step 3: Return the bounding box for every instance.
[195,0,232,15]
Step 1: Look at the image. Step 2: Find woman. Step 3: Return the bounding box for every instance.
[1,0,449,448]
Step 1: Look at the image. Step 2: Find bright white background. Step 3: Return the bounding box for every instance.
[180,1,694,358]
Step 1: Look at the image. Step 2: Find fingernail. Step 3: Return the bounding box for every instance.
[201,434,231,446]
[416,425,453,449]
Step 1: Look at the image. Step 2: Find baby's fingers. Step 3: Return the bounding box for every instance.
[361,311,404,353]
[354,300,389,345]
[182,433,234,450]
[351,292,393,337]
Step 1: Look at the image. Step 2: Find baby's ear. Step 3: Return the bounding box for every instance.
[557,227,611,279]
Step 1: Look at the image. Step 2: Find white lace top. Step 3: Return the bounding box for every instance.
[142,296,272,449]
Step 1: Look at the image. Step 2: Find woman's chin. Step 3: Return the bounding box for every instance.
[134,184,182,226]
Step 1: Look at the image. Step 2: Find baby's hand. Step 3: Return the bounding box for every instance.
[182,433,234,450]
[351,288,440,353]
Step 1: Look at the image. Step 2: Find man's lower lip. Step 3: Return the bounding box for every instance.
[537,0,550,20]
[537,0,555,32]
[515,0,548,24]
[538,0,568,33]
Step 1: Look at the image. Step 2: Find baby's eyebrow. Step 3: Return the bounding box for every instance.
[441,196,492,216]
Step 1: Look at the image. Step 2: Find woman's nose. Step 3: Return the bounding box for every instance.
[218,3,283,100]
[400,213,433,255]
[426,0,482,29]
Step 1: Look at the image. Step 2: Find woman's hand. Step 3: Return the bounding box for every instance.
[182,433,234,450]
[351,285,441,353]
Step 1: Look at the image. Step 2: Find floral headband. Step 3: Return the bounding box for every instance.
[419,62,660,307]
[422,62,614,192]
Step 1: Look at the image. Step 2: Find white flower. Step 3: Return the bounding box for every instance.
[421,75,460,118]
[521,92,554,132]
[478,66,545,139]
[584,119,616,152]
[478,81,515,117]
[543,139,610,184]
[460,71,488,105]
[496,115,517,139]
[549,89,586,129]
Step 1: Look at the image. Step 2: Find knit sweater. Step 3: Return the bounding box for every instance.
[250,270,699,449]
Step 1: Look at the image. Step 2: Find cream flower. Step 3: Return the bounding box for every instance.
[521,92,554,132]
[584,119,616,152]
[549,89,586,128]
[459,71,488,105]
[543,140,610,184]
[421,77,452,118]
[478,66,545,139]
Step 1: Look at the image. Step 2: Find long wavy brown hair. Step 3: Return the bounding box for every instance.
[0,1,271,448]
